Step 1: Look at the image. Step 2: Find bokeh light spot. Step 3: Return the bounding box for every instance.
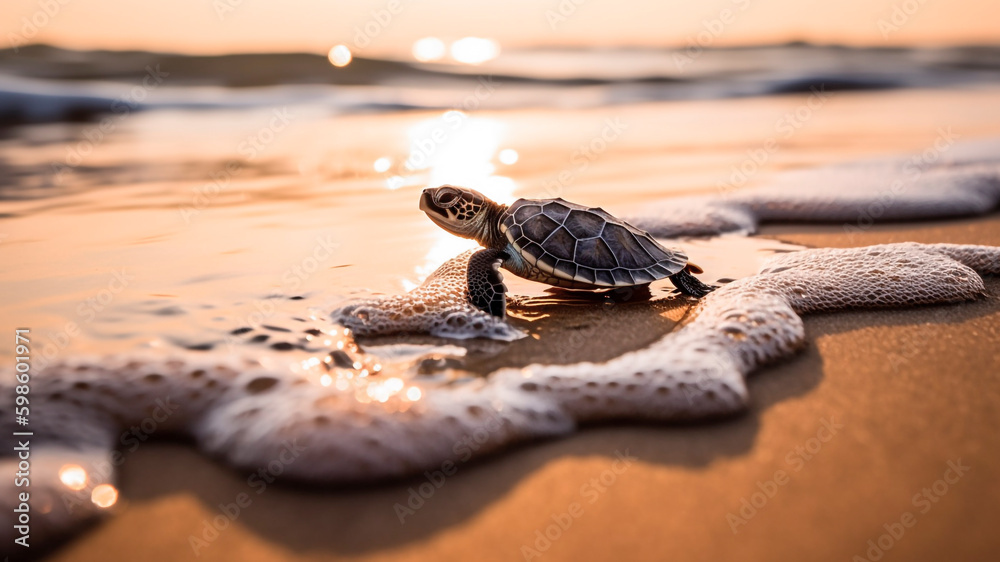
[374,157,392,173]
[450,37,499,65]
[499,148,519,165]
[412,37,446,62]
[91,484,119,508]
[59,465,88,491]
[328,45,353,67]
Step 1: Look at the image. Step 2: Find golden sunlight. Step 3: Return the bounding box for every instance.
[498,148,519,165]
[373,156,392,173]
[412,37,446,62]
[327,44,352,67]
[403,112,518,285]
[449,37,500,65]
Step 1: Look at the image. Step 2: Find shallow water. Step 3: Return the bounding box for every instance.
[2,84,1000,548]
[4,86,1000,366]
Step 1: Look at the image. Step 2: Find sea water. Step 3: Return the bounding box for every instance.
[1,45,1000,548]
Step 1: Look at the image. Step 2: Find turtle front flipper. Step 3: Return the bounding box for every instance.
[467,249,510,318]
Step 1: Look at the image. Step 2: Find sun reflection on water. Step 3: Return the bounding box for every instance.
[449,37,500,65]
[412,37,446,62]
[288,327,424,411]
[400,112,519,287]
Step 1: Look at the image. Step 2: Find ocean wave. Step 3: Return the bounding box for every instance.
[2,43,1000,123]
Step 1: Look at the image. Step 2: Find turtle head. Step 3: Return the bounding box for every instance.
[420,185,506,247]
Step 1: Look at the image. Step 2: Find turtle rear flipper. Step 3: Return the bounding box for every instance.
[468,249,509,318]
[668,268,716,298]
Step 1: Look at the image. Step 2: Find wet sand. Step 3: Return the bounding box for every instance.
[4,84,998,560]
[39,214,1000,562]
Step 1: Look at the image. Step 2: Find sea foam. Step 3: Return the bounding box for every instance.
[332,250,522,341]
[628,139,1000,237]
[2,141,1000,550]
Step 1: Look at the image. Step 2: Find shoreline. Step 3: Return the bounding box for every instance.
[42,213,1000,562]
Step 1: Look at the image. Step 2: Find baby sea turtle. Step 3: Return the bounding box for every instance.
[420,185,715,318]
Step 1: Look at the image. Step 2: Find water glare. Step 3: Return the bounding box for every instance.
[412,37,446,62]
[499,148,519,165]
[449,37,500,64]
[403,113,518,283]
[373,157,392,173]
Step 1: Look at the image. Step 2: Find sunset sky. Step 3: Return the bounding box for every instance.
[2,0,998,56]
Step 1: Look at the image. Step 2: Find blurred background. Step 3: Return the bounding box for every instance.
[3,0,999,54]
[2,0,1000,124]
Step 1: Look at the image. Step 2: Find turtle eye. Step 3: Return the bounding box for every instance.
[435,189,460,208]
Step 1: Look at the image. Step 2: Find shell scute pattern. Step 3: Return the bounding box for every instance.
[613,269,635,285]
[595,269,615,286]
[576,266,596,284]
[544,201,574,222]
[513,203,542,223]
[556,260,579,280]
[521,213,560,244]
[564,209,605,238]
[503,198,688,287]
[576,237,617,268]
[544,227,577,260]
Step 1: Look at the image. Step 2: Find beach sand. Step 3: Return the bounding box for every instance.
[4,84,997,561]
[39,214,1000,562]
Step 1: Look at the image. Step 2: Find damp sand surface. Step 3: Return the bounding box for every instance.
[41,216,1000,562]
[2,86,999,560]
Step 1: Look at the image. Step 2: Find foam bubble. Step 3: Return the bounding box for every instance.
[331,250,523,341]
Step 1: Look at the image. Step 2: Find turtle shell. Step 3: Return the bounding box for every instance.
[499,198,688,287]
